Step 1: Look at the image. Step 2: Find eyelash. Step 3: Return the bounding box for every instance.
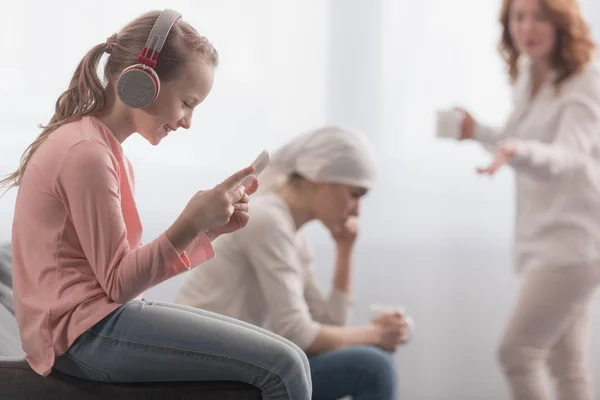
[183,101,192,108]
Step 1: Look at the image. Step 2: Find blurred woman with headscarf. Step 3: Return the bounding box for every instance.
[176,126,407,400]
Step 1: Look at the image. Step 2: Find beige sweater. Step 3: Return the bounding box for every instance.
[175,193,352,350]
[475,55,600,272]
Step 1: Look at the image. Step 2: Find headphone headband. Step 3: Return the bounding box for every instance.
[137,9,182,69]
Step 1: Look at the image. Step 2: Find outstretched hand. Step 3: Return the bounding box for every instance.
[477,143,516,176]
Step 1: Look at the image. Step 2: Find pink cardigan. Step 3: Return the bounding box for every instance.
[11,116,214,376]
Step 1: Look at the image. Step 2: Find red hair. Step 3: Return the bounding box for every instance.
[498,0,595,85]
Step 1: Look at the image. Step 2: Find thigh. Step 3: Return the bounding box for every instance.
[549,297,594,365]
[156,301,310,376]
[54,300,308,389]
[309,346,396,400]
[501,265,600,354]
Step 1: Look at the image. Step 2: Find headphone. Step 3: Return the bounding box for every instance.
[117,9,182,109]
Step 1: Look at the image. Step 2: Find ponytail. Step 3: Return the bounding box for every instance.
[1,9,220,191]
[0,42,109,189]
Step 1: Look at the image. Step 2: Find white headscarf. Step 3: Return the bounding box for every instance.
[256,125,378,194]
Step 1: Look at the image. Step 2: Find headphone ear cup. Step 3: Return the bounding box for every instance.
[117,65,161,109]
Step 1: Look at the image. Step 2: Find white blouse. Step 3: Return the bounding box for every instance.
[175,193,352,350]
[475,55,600,272]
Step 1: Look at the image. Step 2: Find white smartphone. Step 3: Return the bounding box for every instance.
[241,149,270,187]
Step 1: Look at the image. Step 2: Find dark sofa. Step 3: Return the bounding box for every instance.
[0,244,261,400]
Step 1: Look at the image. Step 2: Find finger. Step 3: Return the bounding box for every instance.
[398,335,410,344]
[478,162,501,175]
[237,193,250,204]
[344,217,358,231]
[390,322,405,332]
[237,211,250,220]
[386,312,404,323]
[234,211,250,228]
[477,155,506,175]
[244,178,259,195]
[229,185,246,203]
[345,215,357,224]
[488,157,505,171]
[233,203,249,212]
[219,166,256,191]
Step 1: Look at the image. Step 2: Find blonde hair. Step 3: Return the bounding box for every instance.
[1,10,218,190]
[499,0,595,85]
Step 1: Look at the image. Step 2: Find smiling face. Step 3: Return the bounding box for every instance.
[131,55,215,145]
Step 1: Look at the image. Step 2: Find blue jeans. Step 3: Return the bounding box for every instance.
[309,346,397,400]
[52,299,312,400]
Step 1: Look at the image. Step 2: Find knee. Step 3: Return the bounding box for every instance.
[352,346,397,394]
[497,341,545,375]
[268,339,311,392]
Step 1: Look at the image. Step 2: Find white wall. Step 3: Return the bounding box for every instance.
[0,0,329,240]
[582,0,600,43]
[319,1,600,399]
[325,1,598,399]
[1,1,600,399]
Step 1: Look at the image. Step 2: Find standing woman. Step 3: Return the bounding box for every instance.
[456,0,600,399]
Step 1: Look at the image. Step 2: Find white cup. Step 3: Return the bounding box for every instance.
[435,108,464,139]
[369,303,415,342]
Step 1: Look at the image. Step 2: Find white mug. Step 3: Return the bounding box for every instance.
[369,303,415,342]
[435,108,465,139]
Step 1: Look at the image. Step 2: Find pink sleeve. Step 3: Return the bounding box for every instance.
[185,234,216,267]
[55,141,215,304]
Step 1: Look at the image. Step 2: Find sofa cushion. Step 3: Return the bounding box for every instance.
[0,243,11,287]
[0,283,13,316]
[0,357,262,400]
[0,304,23,358]
[0,243,13,314]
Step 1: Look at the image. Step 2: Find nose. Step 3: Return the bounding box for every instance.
[521,15,535,33]
[178,117,192,129]
[178,114,192,130]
